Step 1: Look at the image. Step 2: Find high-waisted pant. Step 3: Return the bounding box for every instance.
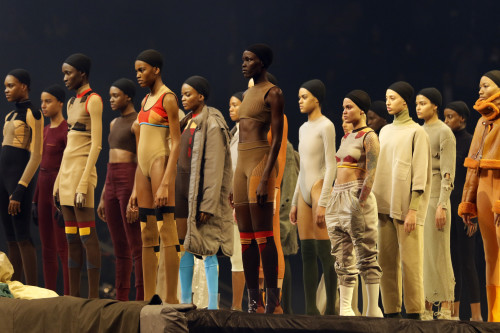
[37,168,69,294]
[104,162,143,301]
[326,180,382,287]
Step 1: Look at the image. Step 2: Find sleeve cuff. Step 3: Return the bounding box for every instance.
[76,183,88,195]
[493,201,500,214]
[458,202,477,218]
[11,183,27,202]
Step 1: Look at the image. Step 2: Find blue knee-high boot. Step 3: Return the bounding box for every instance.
[179,251,194,304]
[204,255,219,309]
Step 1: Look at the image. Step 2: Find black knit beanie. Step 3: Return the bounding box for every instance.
[300,79,326,105]
[7,69,31,88]
[111,78,136,99]
[388,81,414,106]
[64,53,91,76]
[184,75,210,101]
[483,70,500,88]
[43,84,66,103]
[136,49,163,70]
[370,100,390,121]
[418,87,442,108]
[446,101,470,120]
[246,44,273,69]
[345,89,371,112]
[231,91,244,102]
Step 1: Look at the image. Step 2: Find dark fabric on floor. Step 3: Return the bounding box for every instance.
[0,296,147,333]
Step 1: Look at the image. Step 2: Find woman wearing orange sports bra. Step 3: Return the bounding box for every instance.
[128,49,181,303]
[54,53,103,298]
[231,44,284,313]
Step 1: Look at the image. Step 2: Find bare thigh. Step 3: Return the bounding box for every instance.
[136,166,154,209]
[297,179,329,240]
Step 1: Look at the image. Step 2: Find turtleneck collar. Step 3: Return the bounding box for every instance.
[393,108,414,125]
[15,99,33,109]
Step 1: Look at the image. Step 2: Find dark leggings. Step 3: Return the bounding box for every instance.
[104,163,143,301]
[37,169,69,294]
[450,201,481,303]
[0,146,37,285]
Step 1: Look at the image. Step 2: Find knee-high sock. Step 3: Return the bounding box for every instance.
[241,235,260,290]
[256,231,278,289]
[301,239,320,315]
[282,255,293,314]
[140,208,159,301]
[66,222,83,297]
[317,239,337,315]
[158,207,180,304]
[80,226,101,299]
[179,250,194,304]
[204,254,219,310]
[17,239,37,286]
[7,241,23,282]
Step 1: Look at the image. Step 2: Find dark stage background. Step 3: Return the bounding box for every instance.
[0,0,499,318]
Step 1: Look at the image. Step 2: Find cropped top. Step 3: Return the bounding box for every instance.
[336,127,374,172]
[138,91,177,128]
[238,81,275,123]
[108,111,137,153]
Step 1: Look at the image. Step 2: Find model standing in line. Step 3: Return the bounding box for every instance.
[128,49,181,302]
[228,91,246,311]
[232,43,284,313]
[97,78,143,301]
[33,84,68,293]
[366,100,390,135]
[459,70,500,322]
[176,75,233,310]
[1,69,43,285]
[372,81,432,320]
[326,89,383,317]
[444,101,483,321]
[289,79,337,315]
[54,53,102,298]
[416,88,456,320]
[248,75,287,313]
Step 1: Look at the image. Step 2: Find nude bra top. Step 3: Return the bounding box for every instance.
[238,81,275,124]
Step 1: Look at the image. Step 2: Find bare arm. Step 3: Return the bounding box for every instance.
[256,86,284,205]
[126,120,141,223]
[155,93,180,207]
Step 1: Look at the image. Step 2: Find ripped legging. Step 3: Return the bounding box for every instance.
[234,140,277,290]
